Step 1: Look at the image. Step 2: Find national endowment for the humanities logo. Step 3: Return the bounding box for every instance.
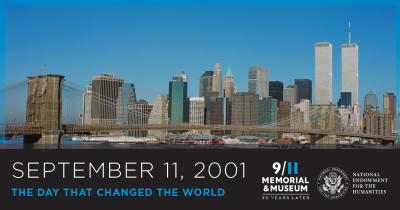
[317,167,350,200]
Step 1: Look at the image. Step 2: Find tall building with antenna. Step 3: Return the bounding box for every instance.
[341,21,359,106]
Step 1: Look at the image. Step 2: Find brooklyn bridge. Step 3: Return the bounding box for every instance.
[0,74,396,145]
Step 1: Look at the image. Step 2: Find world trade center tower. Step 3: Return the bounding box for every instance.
[341,22,359,106]
[315,42,332,105]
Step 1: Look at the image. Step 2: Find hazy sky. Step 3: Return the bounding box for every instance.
[4,5,397,109]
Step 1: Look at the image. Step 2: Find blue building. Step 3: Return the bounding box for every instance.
[116,83,136,125]
[339,92,352,107]
[259,97,278,125]
[168,73,188,123]
[258,97,278,138]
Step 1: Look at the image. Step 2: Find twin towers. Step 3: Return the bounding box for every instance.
[315,22,358,106]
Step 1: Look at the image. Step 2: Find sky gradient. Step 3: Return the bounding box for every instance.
[3,4,397,110]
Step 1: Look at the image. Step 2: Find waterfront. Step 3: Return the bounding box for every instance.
[0,135,397,149]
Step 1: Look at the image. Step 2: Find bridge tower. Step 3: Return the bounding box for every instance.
[25,74,64,145]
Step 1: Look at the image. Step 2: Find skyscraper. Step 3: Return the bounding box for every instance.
[168,73,188,123]
[341,22,359,106]
[278,101,291,128]
[116,83,136,126]
[315,42,333,105]
[383,92,396,130]
[224,66,235,99]
[269,81,284,103]
[189,97,205,125]
[212,63,222,97]
[207,97,224,125]
[338,92,352,107]
[248,65,269,98]
[383,93,396,117]
[283,85,297,106]
[364,91,379,113]
[258,97,277,125]
[82,85,92,125]
[199,71,213,98]
[128,100,153,137]
[148,95,169,140]
[91,74,123,125]
[364,112,392,136]
[295,79,312,103]
[232,92,259,136]
[207,96,231,136]
[338,105,359,133]
[259,97,278,138]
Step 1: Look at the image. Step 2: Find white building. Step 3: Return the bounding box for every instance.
[295,99,310,124]
[342,44,359,106]
[82,85,92,125]
[338,105,360,133]
[291,99,310,129]
[248,65,269,98]
[189,97,205,125]
[315,42,332,105]
[338,106,352,132]
[283,85,297,107]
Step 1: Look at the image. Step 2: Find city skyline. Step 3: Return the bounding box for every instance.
[4,6,397,107]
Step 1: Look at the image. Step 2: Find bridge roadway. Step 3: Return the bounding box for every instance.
[1,123,396,142]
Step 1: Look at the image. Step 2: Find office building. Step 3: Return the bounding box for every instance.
[315,42,333,105]
[383,93,396,118]
[364,91,379,114]
[383,92,396,131]
[168,73,189,124]
[259,97,278,125]
[189,97,205,125]
[338,105,359,133]
[232,92,259,135]
[128,100,153,137]
[341,22,359,106]
[199,71,213,98]
[278,101,291,128]
[212,63,222,97]
[148,95,169,140]
[248,65,269,98]
[269,81,284,102]
[364,112,392,136]
[338,92,352,107]
[207,97,231,135]
[283,85,297,107]
[224,66,235,99]
[116,83,136,126]
[292,99,311,129]
[91,74,123,125]
[295,79,312,103]
[168,73,188,123]
[259,97,278,138]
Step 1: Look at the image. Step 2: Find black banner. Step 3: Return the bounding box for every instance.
[0,148,398,209]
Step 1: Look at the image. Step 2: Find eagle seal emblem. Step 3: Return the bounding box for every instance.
[317,167,349,199]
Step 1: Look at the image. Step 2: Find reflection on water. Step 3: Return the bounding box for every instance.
[0,136,79,145]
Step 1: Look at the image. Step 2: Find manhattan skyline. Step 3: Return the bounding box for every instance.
[4,6,396,106]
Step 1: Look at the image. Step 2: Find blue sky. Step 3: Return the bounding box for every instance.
[2,2,398,110]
